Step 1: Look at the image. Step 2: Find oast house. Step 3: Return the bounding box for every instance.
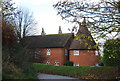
[24,19,99,66]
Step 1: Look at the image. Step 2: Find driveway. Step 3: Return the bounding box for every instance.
[37,73,86,81]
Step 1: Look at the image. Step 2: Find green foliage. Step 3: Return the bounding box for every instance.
[64,61,73,66]
[2,21,17,48]
[2,9,37,79]
[33,63,119,79]
[2,45,37,79]
[2,0,38,79]
[103,39,120,66]
[98,56,104,66]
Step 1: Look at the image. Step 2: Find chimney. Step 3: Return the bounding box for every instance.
[58,26,62,34]
[41,28,46,35]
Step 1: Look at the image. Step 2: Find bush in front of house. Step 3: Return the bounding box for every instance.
[103,39,120,66]
[64,61,74,66]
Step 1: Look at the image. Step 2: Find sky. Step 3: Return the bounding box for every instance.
[12,0,100,35]
[12,0,75,35]
[12,0,106,50]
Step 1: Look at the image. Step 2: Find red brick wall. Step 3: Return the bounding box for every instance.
[35,48,68,66]
[70,50,98,66]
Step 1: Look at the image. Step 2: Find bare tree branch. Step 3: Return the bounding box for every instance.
[53,0,120,39]
[13,8,37,40]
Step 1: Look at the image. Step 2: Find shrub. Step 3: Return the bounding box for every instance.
[2,21,37,79]
[2,46,37,79]
[103,39,120,66]
[98,56,104,66]
[64,61,74,66]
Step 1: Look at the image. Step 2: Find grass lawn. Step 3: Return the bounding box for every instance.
[32,63,119,79]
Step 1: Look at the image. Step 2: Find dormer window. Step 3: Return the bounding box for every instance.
[46,49,51,55]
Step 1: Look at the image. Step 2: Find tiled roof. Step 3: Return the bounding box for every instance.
[24,33,74,48]
[69,36,96,50]
[70,21,96,50]
[24,19,96,50]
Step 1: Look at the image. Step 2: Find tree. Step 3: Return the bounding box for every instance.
[2,21,17,48]
[13,8,37,39]
[2,0,37,40]
[2,20,35,79]
[2,0,17,23]
[103,39,120,66]
[2,0,37,79]
[53,0,120,39]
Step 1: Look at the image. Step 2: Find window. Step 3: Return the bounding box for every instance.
[46,61,50,64]
[95,64,99,66]
[74,50,79,55]
[55,61,59,66]
[74,64,79,66]
[65,49,68,55]
[95,51,99,56]
[46,49,50,55]
[35,49,40,59]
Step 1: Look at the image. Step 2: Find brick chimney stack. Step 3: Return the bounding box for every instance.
[58,26,62,34]
[41,28,46,35]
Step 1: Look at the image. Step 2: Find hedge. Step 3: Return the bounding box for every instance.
[32,63,119,79]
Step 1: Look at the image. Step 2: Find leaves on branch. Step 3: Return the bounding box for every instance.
[53,0,120,39]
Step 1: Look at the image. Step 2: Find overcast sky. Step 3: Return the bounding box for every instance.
[12,0,106,50]
[12,0,100,35]
[12,0,75,35]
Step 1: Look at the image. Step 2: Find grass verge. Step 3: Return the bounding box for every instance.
[32,63,119,79]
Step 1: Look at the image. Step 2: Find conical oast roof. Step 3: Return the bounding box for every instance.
[70,18,96,50]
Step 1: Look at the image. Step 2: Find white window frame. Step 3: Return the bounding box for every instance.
[95,51,99,56]
[46,49,51,55]
[65,49,68,55]
[55,61,59,66]
[74,64,79,66]
[46,61,50,65]
[95,64,99,66]
[74,50,79,55]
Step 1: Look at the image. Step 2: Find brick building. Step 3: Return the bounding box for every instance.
[25,19,99,66]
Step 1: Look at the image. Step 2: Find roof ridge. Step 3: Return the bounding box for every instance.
[25,33,74,48]
[26,33,73,37]
[45,33,73,36]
